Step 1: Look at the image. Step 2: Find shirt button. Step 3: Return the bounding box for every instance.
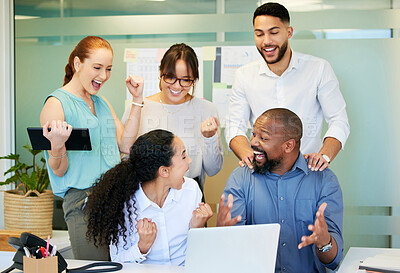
[281,219,285,223]
[280,196,284,201]
[282,267,287,272]
[282,242,286,247]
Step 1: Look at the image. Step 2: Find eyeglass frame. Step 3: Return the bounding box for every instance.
[161,74,195,87]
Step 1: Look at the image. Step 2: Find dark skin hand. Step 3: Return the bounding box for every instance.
[216,194,242,227]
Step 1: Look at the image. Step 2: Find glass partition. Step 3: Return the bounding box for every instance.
[14,0,400,252]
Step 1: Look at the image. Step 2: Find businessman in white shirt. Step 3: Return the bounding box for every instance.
[225,2,350,172]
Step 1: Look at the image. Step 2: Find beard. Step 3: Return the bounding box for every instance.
[251,147,282,174]
[258,40,289,65]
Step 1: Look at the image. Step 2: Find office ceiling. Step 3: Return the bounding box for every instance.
[15,0,393,18]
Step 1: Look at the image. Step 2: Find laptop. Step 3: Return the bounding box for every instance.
[185,223,280,273]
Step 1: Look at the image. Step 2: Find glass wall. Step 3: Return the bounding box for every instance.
[14,0,400,252]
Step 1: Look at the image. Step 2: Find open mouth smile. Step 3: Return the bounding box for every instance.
[253,150,266,161]
[263,46,277,56]
[169,87,183,96]
[92,80,102,90]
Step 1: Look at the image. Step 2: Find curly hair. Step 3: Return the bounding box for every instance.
[85,129,175,247]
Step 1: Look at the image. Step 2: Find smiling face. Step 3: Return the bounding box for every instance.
[74,47,113,95]
[250,116,286,173]
[165,136,192,190]
[159,59,194,105]
[254,15,293,65]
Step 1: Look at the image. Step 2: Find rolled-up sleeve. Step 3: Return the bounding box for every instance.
[317,171,344,270]
[318,61,350,149]
[225,68,252,148]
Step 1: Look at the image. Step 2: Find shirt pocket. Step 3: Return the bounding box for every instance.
[294,199,315,241]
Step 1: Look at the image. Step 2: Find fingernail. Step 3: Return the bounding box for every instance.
[308,165,311,168]
[311,167,315,171]
[301,237,305,242]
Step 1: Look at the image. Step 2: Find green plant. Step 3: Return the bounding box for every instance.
[0,144,49,195]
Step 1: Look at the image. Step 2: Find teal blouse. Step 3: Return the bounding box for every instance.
[44,89,120,198]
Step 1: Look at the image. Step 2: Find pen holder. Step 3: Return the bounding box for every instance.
[23,256,58,273]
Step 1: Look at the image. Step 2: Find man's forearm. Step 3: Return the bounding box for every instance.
[317,235,338,265]
[230,135,252,160]
[319,137,342,162]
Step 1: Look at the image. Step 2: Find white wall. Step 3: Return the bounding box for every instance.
[0,0,15,229]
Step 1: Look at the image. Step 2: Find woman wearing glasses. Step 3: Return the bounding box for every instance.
[122,43,223,191]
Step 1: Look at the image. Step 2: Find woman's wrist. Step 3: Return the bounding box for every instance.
[132,96,144,104]
[131,101,144,108]
[50,144,67,156]
[50,151,67,159]
[138,240,152,254]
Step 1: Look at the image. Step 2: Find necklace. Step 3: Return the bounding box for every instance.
[159,94,189,115]
[68,89,94,111]
[87,100,94,110]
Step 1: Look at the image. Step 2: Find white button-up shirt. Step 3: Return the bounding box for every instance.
[110,177,202,265]
[225,51,350,154]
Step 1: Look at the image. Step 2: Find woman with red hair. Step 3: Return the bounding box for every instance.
[40,36,143,260]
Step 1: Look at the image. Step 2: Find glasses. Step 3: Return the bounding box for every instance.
[162,74,194,87]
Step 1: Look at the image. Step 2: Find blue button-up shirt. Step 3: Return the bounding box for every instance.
[223,153,343,272]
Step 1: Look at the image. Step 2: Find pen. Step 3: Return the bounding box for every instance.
[46,235,50,257]
[51,245,57,256]
[40,247,46,258]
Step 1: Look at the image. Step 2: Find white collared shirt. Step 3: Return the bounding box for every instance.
[109,177,202,265]
[225,51,350,154]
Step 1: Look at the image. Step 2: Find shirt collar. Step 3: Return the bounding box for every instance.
[135,183,182,212]
[287,50,299,71]
[287,152,309,175]
[135,184,152,212]
[258,49,298,76]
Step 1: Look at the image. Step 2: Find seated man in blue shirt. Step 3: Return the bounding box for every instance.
[217,108,343,272]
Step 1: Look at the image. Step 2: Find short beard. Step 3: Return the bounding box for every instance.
[252,152,282,174]
[258,40,289,65]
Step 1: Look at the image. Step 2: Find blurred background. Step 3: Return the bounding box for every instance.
[1,0,400,256]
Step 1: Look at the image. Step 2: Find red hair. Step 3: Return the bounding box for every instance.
[63,36,113,86]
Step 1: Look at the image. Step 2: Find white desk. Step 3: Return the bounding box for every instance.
[337,247,400,273]
[0,251,184,273]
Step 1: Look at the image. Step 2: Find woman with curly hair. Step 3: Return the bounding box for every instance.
[85,129,213,265]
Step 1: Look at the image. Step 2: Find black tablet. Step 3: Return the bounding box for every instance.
[27,127,92,151]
